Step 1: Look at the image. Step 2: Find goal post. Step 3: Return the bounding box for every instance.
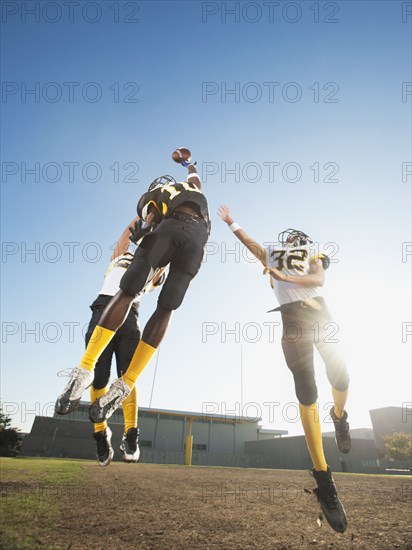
[184,418,193,466]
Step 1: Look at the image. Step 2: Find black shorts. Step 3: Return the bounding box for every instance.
[280,296,349,400]
[85,294,141,389]
[120,212,209,309]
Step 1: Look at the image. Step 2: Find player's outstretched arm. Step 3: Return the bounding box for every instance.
[218,205,267,266]
[264,258,325,287]
[187,163,201,190]
[111,216,140,260]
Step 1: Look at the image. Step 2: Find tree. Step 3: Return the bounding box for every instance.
[0,404,22,454]
[382,432,412,462]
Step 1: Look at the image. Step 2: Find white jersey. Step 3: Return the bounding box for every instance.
[265,243,329,306]
[99,252,166,304]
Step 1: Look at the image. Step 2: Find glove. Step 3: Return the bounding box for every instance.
[129,220,155,244]
[129,220,143,244]
[181,160,197,167]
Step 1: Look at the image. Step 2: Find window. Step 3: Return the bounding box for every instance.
[361,459,379,467]
[193,444,207,451]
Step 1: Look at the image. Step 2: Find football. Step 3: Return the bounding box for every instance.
[172,147,192,164]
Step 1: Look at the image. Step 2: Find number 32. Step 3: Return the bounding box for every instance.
[271,249,308,272]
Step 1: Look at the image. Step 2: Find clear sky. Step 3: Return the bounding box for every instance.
[1,0,411,438]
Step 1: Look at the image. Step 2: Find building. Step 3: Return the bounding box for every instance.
[369,406,412,471]
[245,408,411,474]
[369,406,412,455]
[20,405,411,474]
[20,403,286,467]
[245,432,380,474]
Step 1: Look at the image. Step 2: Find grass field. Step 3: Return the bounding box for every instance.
[1,457,411,549]
[1,458,85,549]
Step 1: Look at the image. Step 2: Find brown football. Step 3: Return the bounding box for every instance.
[172,147,192,164]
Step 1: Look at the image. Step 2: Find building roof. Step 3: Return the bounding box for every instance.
[323,428,375,440]
[258,427,288,436]
[75,402,262,424]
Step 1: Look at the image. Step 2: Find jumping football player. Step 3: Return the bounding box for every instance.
[55,155,209,424]
[85,219,166,466]
[218,205,350,533]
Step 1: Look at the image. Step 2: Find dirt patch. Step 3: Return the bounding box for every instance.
[50,463,411,549]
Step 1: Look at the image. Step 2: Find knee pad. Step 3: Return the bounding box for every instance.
[158,284,185,311]
[328,367,350,393]
[157,271,193,311]
[120,256,153,296]
[293,370,318,406]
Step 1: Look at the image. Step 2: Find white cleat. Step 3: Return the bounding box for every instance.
[89,379,130,423]
[55,367,94,415]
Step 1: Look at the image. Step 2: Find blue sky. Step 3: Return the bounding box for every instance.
[1,0,411,437]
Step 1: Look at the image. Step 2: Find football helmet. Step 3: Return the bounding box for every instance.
[278,228,312,247]
[148,175,176,192]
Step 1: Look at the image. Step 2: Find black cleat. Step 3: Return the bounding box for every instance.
[55,366,94,415]
[93,427,114,467]
[120,428,140,463]
[311,467,347,533]
[55,395,81,416]
[330,407,351,454]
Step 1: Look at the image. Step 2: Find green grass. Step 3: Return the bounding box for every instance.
[0,458,86,549]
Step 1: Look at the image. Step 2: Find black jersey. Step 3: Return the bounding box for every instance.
[137,181,209,223]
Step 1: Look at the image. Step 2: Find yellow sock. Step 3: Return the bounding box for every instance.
[90,386,108,433]
[299,402,328,472]
[122,340,157,389]
[80,326,115,372]
[122,386,138,432]
[332,387,348,418]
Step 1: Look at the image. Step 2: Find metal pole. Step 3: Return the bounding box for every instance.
[184,417,193,466]
[240,344,243,417]
[149,349,160,409]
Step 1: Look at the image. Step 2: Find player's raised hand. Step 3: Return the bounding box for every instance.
[172,147,192,167]
[217,205,234,225]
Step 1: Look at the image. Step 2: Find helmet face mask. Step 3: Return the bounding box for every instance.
[148,175,176,192]
[278,228,312,247]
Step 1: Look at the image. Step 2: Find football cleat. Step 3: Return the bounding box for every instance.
[93,427,114,467]
[89,378,130,423]
[330,407,351,454]
[120,427,140,463]
[311,467,347,533]
[55,366,94,415]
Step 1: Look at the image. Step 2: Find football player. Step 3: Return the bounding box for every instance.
[218,205,350,534]
[85,219,166,466]
[55,158,209,424]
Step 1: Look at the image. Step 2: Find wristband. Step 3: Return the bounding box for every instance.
[229,222,241,232]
